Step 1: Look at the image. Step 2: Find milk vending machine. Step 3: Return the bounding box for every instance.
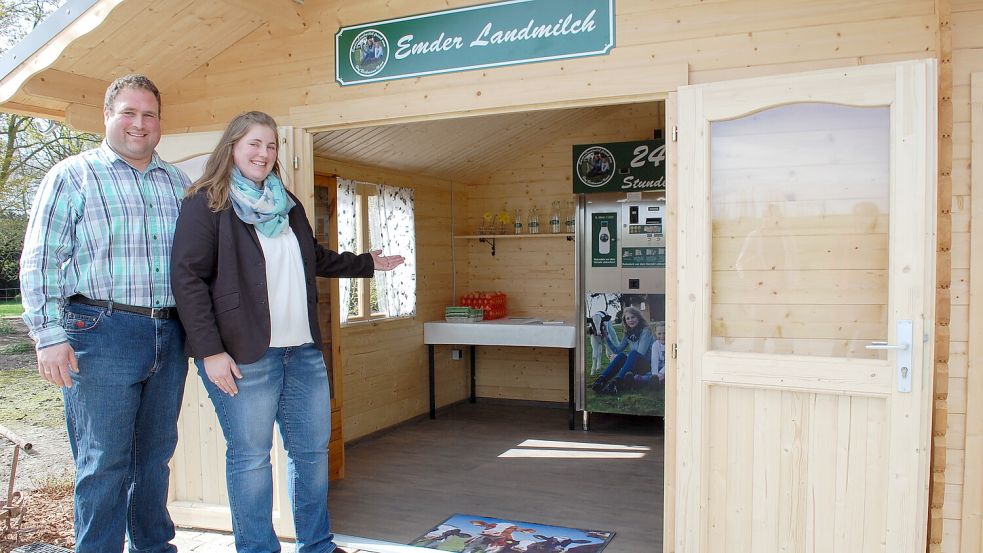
[573,139,667,421]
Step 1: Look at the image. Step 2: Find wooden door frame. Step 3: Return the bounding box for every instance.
[286,65,687,547]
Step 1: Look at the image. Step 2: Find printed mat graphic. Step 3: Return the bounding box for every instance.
[409,513,614,552]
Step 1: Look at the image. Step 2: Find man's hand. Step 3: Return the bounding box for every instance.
[37,342,78,388]
[203,352,243,396]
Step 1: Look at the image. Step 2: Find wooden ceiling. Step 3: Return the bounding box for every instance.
[312,104,628,183]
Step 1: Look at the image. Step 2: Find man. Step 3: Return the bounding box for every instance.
[20,74,190,553]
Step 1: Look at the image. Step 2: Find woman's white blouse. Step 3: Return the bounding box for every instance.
[256,226,315,347]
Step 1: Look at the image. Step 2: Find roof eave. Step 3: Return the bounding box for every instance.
[0,0,124,116]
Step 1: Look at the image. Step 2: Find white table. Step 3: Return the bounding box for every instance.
[423,319,577,429]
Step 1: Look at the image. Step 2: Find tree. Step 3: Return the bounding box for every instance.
[0,0,100,293]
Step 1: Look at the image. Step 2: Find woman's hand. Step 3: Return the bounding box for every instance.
[371,249,405,271]
[204,352,242,396]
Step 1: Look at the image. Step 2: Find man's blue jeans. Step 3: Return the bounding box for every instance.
[61,302,188,553]
[197,344,336,553]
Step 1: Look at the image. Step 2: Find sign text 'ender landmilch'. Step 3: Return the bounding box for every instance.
[335,0,614,86]
[394,10,599,60]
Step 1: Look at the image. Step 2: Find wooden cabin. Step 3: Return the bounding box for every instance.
[0,1,980,552]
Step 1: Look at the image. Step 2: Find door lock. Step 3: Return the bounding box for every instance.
[865,320,913,393]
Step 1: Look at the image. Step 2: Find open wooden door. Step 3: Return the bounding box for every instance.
[674,60,936,552]
[158,128,311,537]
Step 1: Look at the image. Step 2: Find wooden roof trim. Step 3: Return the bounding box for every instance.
[0,0,124,112]
[23,69,108,108]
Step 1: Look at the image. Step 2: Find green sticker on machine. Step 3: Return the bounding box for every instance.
[592,212,617,267]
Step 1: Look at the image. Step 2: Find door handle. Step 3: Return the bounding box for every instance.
[865,320,913,393]
[865,341,909,351]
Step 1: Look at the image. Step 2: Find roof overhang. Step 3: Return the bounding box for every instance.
[0,0,308,132]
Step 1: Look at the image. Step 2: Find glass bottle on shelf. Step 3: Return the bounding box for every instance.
[565,199,576,233]
[549,200,561,233]
[513,208,523,235]
[528,206,540,234]
[496,205,511,234]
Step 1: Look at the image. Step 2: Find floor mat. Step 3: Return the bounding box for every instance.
[409,513,614,552]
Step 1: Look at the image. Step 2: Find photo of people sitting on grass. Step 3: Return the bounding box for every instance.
[585,292,665,417]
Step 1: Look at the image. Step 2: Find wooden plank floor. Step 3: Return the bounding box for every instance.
[329,402,664,552]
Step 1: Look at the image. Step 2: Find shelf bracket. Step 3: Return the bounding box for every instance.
[478,237,496,256]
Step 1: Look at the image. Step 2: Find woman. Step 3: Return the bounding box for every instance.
[589,306,653,395]
[171,111,403,553]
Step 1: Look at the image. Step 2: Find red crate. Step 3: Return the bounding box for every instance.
[460,292,507,320]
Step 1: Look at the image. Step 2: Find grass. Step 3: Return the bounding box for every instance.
[0,300,23,318]
[0,368,65,429]
[0,341,32,354]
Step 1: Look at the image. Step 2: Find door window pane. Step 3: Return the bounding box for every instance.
[710,103,889,358]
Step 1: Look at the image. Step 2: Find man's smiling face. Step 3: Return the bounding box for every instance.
[103,87,161,170]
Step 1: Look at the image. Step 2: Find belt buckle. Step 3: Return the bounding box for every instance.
[149,307,167,319]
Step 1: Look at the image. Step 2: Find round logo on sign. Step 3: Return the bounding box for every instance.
[576,146,616,187]
[350,29,389,77]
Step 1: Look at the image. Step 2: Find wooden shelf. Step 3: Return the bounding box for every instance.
[454,233,574,256]
[454,233,575,239]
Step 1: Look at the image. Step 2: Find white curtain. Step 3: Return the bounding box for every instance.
[336,178,417,322]
[369,183,416,317]
[336,178,359,325]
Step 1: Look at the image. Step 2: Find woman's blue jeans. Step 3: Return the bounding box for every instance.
[197,344,337,553]
[598,350,650,382]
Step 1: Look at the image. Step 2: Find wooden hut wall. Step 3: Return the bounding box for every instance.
[951,4,983,553]
[150,0,963,548]
[313,157,471,439]
[163,1,940,133]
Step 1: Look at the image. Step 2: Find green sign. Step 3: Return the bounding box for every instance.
[336,0,614,86]
[572,139,666,194]
[591,212,617,267]
[621,247,666,268]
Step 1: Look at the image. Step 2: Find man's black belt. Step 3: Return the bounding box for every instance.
[68,295,176,319]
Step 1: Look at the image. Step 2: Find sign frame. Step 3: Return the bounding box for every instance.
[335,0,615,86]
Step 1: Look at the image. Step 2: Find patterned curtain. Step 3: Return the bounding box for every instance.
[368,183,416,318]
[336,178,359,325]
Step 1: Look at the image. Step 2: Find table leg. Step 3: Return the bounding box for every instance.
[568,348,576,430]
[470,345,477,403]
[428,344,435,419]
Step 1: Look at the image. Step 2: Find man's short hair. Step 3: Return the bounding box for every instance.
[104,74,161,116]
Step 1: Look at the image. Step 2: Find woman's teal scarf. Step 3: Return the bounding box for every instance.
[229,167,295,238]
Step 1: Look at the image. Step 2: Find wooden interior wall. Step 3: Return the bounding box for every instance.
[945,3,979,553]
[313,156,471,440]
[461,102,664,402]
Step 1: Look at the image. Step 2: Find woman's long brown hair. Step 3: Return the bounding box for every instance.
[186,111,283,211]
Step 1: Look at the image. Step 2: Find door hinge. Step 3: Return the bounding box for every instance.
[293,156,300,170]
[671,343,677,359]
[671,126,678,142]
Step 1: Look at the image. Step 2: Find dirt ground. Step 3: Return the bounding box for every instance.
[0,317,75,551]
